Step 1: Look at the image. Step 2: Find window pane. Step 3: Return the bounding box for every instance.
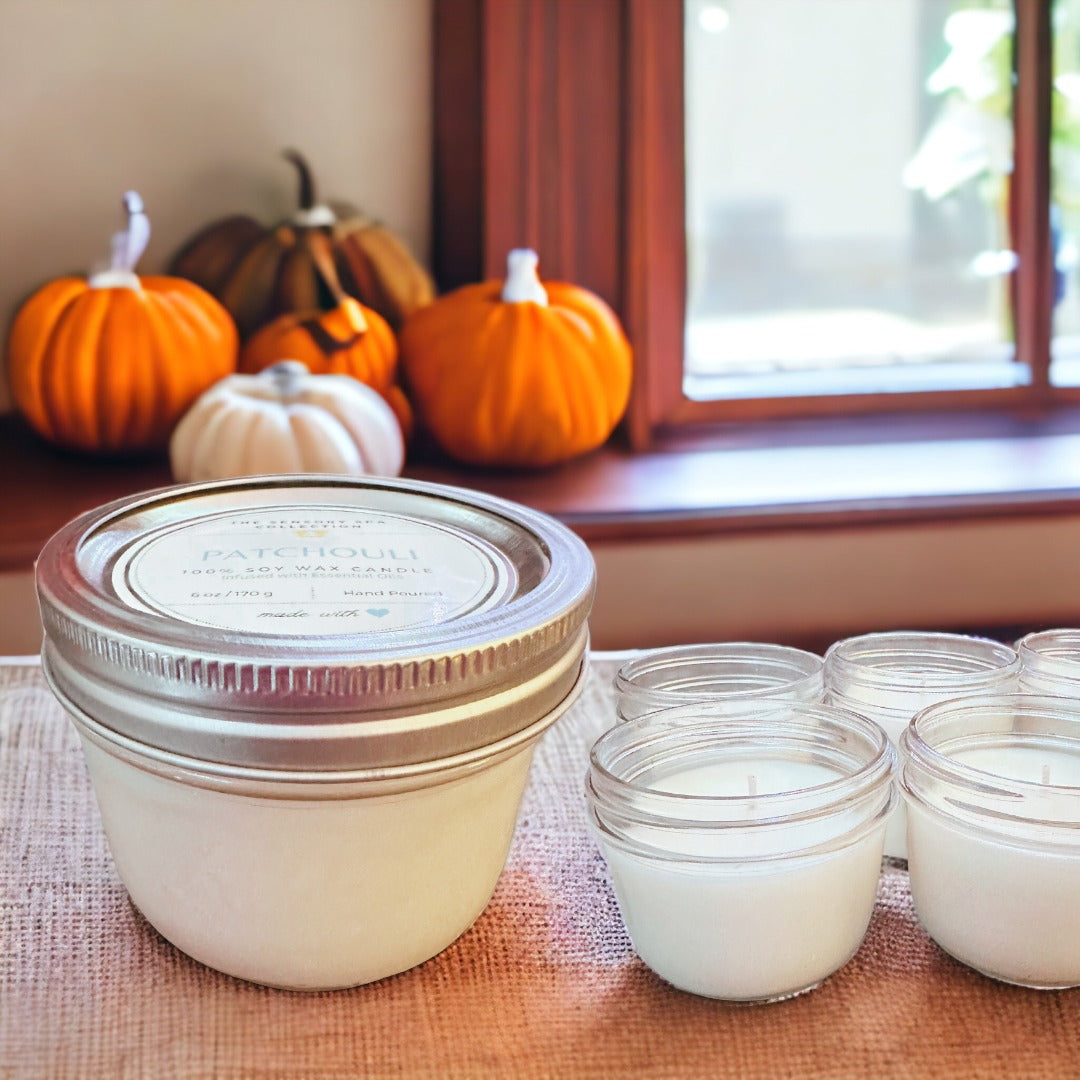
[1052,0,1080,385]
[684,0,1022,401]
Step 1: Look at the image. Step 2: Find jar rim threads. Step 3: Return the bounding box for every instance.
[614,641,824,722]
[1017,629,1080,692]
[587,701,896,864]
[825,630,1020,701]
[900,693,1080,846]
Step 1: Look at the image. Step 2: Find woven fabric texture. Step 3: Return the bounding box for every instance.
[2,656,1078,1079]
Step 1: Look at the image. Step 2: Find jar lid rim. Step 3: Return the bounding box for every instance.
[36,475,595,769]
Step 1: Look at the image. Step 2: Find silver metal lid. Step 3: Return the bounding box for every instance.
[36,475,594,770]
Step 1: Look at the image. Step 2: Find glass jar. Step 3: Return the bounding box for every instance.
[900,694,1080,989]
[825,631,1020,861]
[585,701,896,1003]
[35,474,594,990]
[1016,628,1080,697]
[613,641,824,722]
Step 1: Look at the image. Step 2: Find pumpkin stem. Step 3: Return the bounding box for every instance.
[501,249,548,305]
[304,232,351,306]
[298,317,367,354]
[87,190,149,290]
[264,360,310,398]
[284,149,337,227]
[284,149,317,209]
[299,233,370,344]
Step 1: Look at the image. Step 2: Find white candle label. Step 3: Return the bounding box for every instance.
[114,506,516,634]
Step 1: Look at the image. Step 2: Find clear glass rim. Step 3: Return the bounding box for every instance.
[614,641,824,705]
[824,630,1020,692]
[900,693,1080,837]
[588,700,894,812]
[586,702,896,863]
[1017,629,1080,684]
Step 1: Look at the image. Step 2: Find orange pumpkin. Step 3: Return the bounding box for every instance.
[170,150,435,337]
[6,192,238,454]
[240,234,412,438]
[399,250,632,467]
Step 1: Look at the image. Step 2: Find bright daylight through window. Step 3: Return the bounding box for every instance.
[683,0,1080,403]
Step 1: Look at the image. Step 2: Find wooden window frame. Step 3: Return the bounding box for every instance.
[433,0,1065,451]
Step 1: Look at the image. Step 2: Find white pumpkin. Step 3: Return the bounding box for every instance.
[170,361,405,482]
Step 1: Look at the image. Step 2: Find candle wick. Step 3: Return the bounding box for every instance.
[747,773,758,797]
[1042,763,1051,785]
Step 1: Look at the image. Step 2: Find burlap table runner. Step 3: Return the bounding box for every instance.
[2,654,1078,1079]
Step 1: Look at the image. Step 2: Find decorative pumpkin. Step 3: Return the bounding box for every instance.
[7,192,238,455]
[399,250,632,467]
[170,150,435,337]
[238,233,413,438]
[169,360,404,482]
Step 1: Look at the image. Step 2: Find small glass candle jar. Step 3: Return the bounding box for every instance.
[900,695,1080,989]
[585,701,896,1003]
[825,631,1020,861]
[613,642,824,722]
[35,475,594,990]
[1017,628,1080,697]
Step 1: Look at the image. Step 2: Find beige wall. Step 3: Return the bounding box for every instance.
[6,514,1080,657]
[0,0,432,413]
[589,516,1080,651]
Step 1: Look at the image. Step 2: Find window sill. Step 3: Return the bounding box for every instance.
[7,408,1080,571]
[408,406,1080,539]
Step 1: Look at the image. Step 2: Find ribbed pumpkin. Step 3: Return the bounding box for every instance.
[170,361,404,482]
[7,192,238,454]
[170,150,435,337]
[239,234,413,439]
[399,250,632,467]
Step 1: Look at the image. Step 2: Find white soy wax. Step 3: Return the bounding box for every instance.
[954,745,1080,787]
[825,631,1020,861]
[657,759,838,798]
[73,702,552,990]
[901,696,1080,989]
[586,703,896,1003]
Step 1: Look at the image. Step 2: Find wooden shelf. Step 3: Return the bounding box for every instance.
[9,409,1080,572]
[0,416,173,571]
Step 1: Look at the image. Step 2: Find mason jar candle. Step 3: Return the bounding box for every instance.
[614,642,825,722]
[900,695,1080,989]
[825,631,1020,861]
[586,701,896,1003]
[1017,628,1080,698]
[35,474,594,990]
